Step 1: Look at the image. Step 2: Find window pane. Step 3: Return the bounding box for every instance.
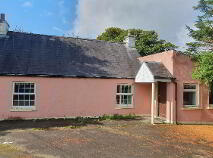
[128,86,132,93]
[30,101,35,106]
[19,84,25,93]
[128,95,132,104]
[25,101,30,106]
[19,101,24,106]
[30,89,34,93]
[30,95,35,100]
[13,101,18,106]
[30,83,34,88]
[13,95,18,100]
[123,95,127,104]
[183,92,196,106]
[25,83,30,89]
[117,85,120,93]
[25,88,30,93]
[25,95,30,100]
[121,86,125,93]
[116,95,120,104]
[14,84,19,93]
[121,95,124,104]
[19,95,24,100]
[124,86,128,93]
[184,84,196,90]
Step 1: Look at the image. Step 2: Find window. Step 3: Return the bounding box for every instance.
[183,84,199,107]
[209,84,213,107]
[12,82,35,108]
[116,84,133,108]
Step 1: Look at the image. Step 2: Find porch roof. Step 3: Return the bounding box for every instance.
[135,62,175,83]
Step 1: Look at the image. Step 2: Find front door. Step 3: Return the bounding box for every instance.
[157,82,167,118]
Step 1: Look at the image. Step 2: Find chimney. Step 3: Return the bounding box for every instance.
[124,31,136,48]
[0,13,9,36]
[0,14,5,21]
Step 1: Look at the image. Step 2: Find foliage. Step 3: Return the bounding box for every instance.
[192,51,213,87]
[97,27,127,42]
[97,27,177,56]
[186,0,213,87]
[32,127,49,131]
[186,0,213,54]
[99,114,137,120]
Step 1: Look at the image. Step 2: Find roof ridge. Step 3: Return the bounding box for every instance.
[8,31,125,46]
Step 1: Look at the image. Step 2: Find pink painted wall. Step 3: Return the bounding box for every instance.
[0,77,151,119]
[138,50,175,75]
[173,53,213,123]
[139,50,213,124]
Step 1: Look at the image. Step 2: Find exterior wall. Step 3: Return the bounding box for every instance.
[139,50,213,124]
[0,77,151,120]
[173,53,213,124]
[138,50,175,75]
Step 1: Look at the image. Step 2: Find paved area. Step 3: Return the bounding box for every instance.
[0,117,213,158]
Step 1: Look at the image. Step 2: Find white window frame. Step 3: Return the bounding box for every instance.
[183,83,199,108]
[116,84,133,108]
[11,82,36,111]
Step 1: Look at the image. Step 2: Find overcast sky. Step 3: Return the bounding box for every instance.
[1,0,199,50]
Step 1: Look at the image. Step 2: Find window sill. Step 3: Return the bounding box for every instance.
[115,106,134,110]
[182,107,202,110]
[10,106,36,112]
[206,106,213,110]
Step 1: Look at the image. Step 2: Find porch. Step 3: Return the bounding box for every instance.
[135,61,176,124]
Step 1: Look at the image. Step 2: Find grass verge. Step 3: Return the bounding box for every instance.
[99,114,137,121]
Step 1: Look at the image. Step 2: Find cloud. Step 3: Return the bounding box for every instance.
[73,0,198,48]
[39,11,54,17]
[176,23,195,50]
[52,26,64,33]
[46,12,53,16]
[57,0,69,25]
[62,18,68,24]
[22,1,33,7]
[58,0,67,16]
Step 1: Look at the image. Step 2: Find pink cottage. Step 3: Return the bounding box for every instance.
[0,14,212,124]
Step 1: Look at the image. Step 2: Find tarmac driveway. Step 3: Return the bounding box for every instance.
[0,117,213,158]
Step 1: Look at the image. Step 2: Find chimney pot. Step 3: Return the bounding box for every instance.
[0,13,9,36]
[124,32,136,49]
[0,14,5,21]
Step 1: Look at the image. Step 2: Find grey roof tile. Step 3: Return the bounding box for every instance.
[0,31,141,78]
[145,62,174,79]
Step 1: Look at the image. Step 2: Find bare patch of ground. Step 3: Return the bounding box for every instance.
[0,117,212,158]
[0,144,41,158]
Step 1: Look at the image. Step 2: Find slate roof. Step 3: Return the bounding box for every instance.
[145,62,174,79]
[0,31,141,78]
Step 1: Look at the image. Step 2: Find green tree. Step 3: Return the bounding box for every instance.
[186,0,213,87]
[186,0,213,54]
[97,27,177,56]
[192,52,213,87]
